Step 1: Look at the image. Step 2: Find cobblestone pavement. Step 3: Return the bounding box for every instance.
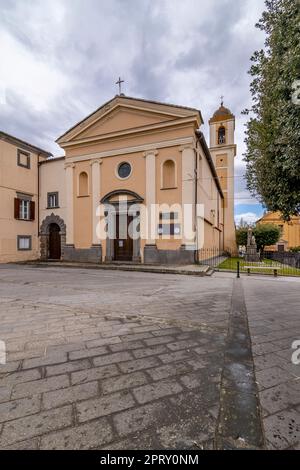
[0,265,232,450]
[243,277,300,450]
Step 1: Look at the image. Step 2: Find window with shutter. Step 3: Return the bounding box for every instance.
[14,198,20,219]
[30,201,35,220]
[15,198,33,220]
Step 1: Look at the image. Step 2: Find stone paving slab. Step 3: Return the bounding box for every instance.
[1,265,299,450]
[243,277,300,450]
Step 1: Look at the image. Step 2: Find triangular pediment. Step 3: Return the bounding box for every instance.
[74,106,176,140]
[56,95,202,145]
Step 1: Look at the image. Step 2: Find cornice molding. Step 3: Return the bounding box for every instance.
[209,144,237,152]
[66,137,194,163]
[59,116,198,149]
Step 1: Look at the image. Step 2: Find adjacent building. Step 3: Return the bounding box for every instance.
[257,211,300,251]
[0,132,52,263]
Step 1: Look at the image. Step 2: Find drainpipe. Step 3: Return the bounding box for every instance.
[38,153,40,257]
[194,139,199,264]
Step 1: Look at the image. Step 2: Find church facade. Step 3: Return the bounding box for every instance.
[0,95,237,264]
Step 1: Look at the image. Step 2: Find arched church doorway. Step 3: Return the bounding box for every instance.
[101,190,143,263]
[49,223,61,259]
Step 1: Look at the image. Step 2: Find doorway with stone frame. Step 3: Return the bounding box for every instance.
[40,213,66,261]
[101,190,142,263]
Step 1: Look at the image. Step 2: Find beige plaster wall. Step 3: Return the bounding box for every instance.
[39,158,67,229]
[59,99,226,256]
[0,140,41,262]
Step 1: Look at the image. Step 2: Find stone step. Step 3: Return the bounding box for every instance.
[16,261,211,277]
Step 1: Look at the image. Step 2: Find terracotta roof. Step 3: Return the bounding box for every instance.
[0,130,52,157]
[209,104,234,124]
[56,94,203,143]
[39,156,65,165]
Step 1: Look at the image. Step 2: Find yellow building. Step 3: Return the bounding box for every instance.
[0,132,52,262]
[0,95,237,264]
[39,95,236,264]
[257,212,300,251]
[256,212,300,251]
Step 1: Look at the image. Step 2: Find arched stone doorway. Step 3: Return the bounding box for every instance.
[40,214,66,260]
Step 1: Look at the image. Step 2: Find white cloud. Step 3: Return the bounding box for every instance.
[0,30,68,112]
[0,0,267,168]
[235,212,260,225]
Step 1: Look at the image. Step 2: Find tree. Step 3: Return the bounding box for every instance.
[289,246,300,252]
[253,223,281,256]
[243,0,300,220]
[236,227,248,246]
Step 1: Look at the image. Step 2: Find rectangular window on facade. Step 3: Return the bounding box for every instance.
[20,199,30,220]
[159,212,178,220]
[14,198,35,221]
[17,236,32,251]
[158,223,181,235]
[47,192,59,208]
[17,149,30,169]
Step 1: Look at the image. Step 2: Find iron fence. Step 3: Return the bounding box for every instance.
[197,248,300,277]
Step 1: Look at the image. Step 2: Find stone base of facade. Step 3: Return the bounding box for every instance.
[63,244,102,264]
[143,244,196,265]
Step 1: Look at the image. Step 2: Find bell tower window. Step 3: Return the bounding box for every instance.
[218,126,226,145]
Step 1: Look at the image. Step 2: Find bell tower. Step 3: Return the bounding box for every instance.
[209,100,237,252]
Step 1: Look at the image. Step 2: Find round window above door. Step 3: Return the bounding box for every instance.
[117,162,132,179]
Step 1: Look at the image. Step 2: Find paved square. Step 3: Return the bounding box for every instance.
[0,265,299,449]
[0,265,232,450]
[243,277,300,450]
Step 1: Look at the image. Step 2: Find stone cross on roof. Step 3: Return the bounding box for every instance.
[116,77,124,95]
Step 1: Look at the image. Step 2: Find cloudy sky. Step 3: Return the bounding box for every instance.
[0,0,267,223]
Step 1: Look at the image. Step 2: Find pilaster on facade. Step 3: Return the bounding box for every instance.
[144,149,157,245]
[180,145,196,248]
[90,159,102,245]
[64,162,75,245]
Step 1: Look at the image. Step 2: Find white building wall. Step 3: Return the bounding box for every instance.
[39,157,67,229]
